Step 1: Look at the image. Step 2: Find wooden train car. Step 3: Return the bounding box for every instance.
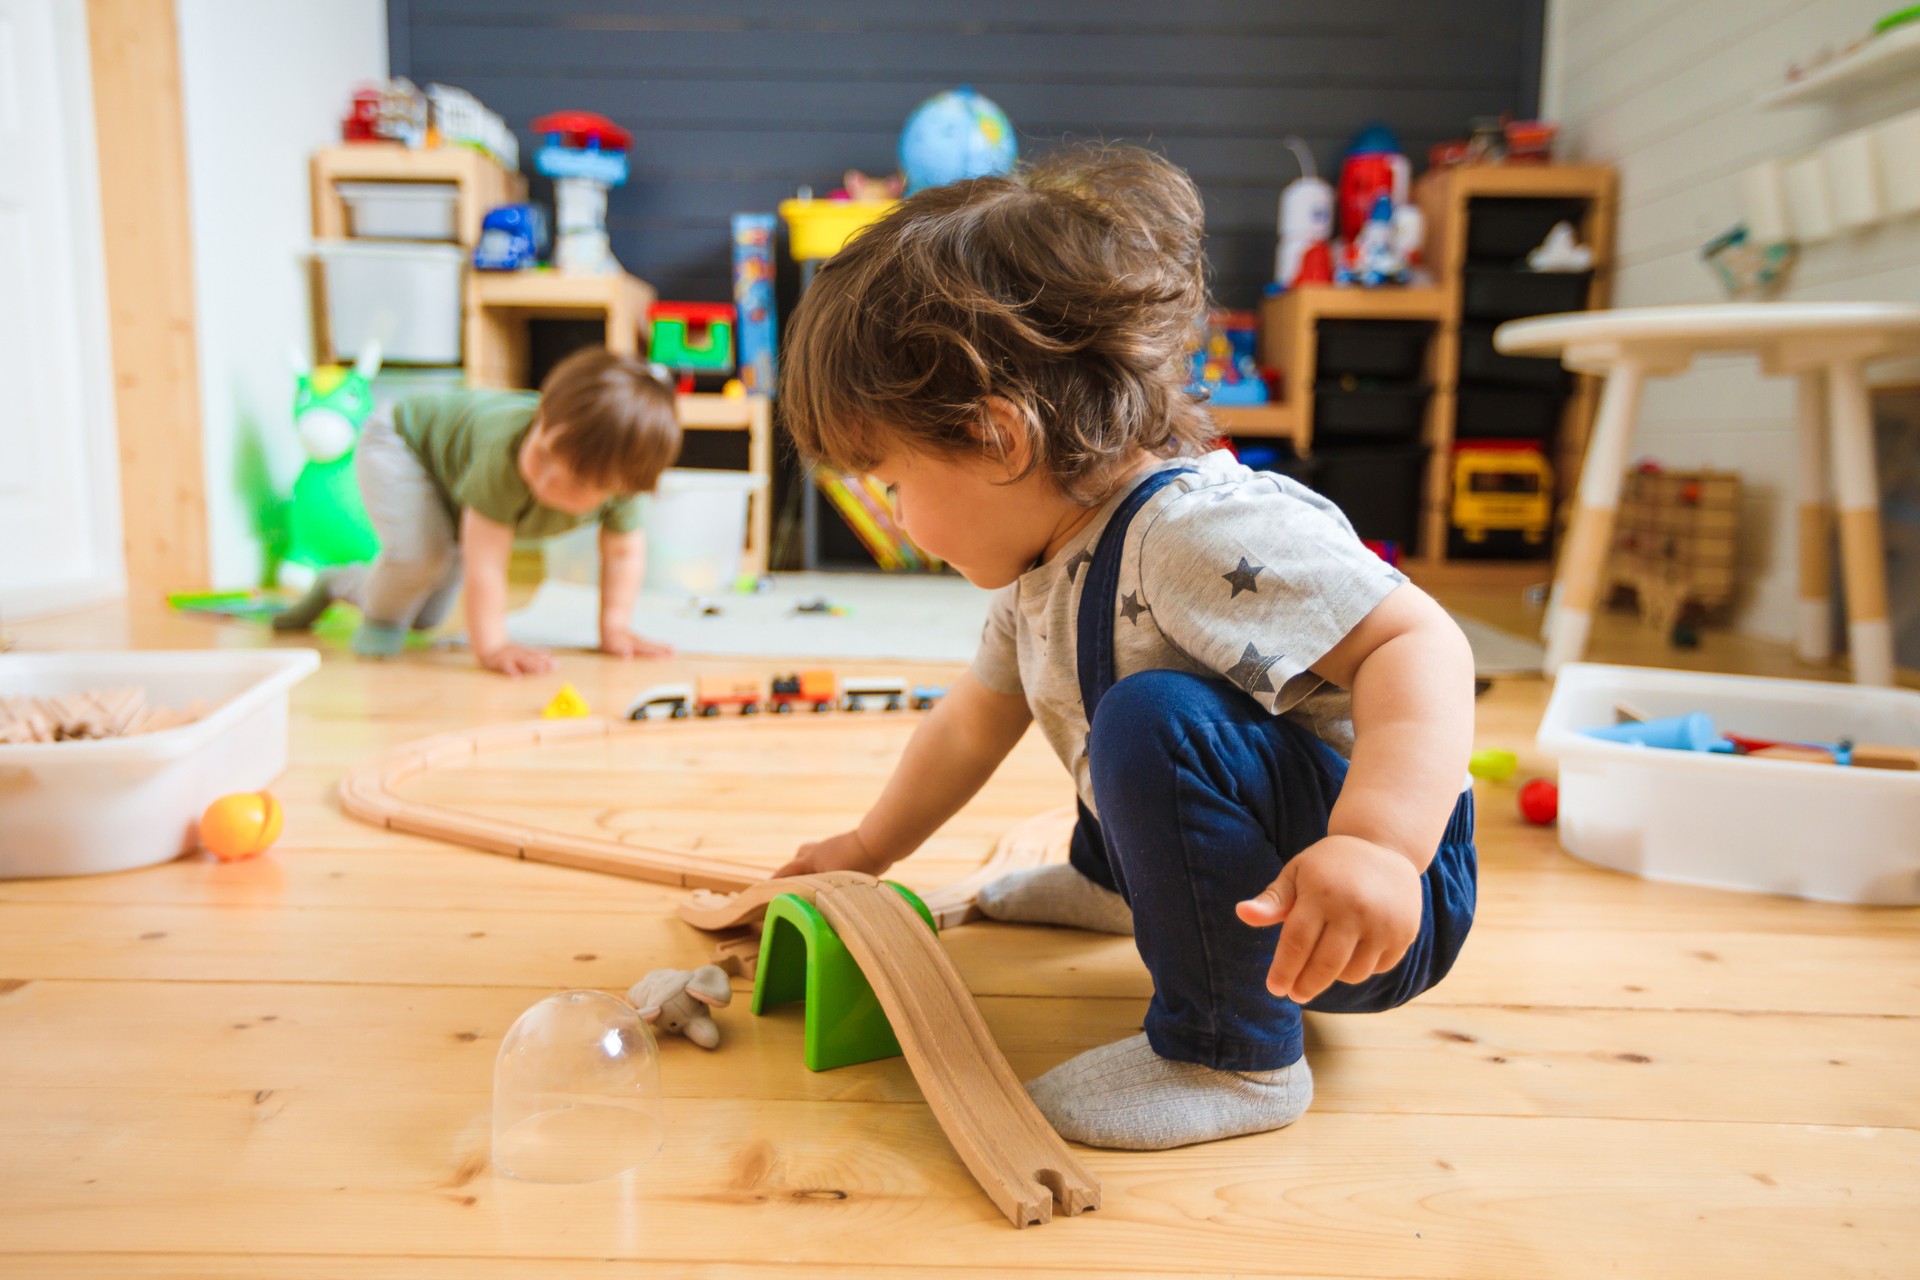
[769,670,837,713]
[695,675,764,717]
[840,677,907,712]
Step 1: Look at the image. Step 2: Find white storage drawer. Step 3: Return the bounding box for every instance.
[336,180,461,241]
[315,240,464,365]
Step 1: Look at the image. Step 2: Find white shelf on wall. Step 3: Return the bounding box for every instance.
[1760,21,1920,110]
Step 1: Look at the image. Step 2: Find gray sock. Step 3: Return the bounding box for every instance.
[271,572,339,632]
[976,863,1135,935]
[1026,1033,1312,1151]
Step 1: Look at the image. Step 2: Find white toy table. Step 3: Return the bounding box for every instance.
[1497,302,1920,685]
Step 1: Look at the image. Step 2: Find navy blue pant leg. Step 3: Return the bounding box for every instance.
[1080,669,1478,1072]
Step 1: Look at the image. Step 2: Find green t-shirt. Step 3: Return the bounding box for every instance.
[391,389,643,538]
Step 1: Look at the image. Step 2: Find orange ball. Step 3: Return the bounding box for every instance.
[200,791,284,861]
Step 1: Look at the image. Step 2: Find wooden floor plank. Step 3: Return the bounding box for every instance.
[1,1089,1910,1278]
[2,979,1914,1128]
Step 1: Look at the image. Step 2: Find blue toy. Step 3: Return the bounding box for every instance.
[732,213,778,394]
[899,86,1017,195]
[473,203,551,271]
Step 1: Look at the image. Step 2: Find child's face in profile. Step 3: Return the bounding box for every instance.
[519,420,618,515]
[869,443,1067,590]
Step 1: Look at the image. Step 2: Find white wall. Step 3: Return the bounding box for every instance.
[177,0,386,589]
[1546,0,1920,643]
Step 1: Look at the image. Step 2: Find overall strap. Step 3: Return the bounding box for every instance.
[1075,466,1195,722]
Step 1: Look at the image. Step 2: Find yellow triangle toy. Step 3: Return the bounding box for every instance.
[541,683,592,719]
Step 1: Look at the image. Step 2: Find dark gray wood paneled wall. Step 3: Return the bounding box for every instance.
[392,0,1543,309]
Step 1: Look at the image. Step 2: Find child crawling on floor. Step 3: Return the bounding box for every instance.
[771,145,1478,1150]
[275,348,680,676]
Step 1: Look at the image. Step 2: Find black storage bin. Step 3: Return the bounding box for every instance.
[1465,197,1590,262]
[1315,320,1430,380]
[1462,267,1594,322]
[1309,444,1428,549]
[1460,324,1571,391]
[1455,385,1564,439]
[1313,382,1429,443]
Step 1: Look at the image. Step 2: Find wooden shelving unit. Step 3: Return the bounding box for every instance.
[1416,164,1618,570]
[1255,285,1449,456]
[310,144,524,249]
[463,270,656,390]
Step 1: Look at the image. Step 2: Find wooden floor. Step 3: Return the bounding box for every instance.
[3,590,1916,1278]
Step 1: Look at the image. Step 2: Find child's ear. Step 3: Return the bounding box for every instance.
[977,397,1034,476]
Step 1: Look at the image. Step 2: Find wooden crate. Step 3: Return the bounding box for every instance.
[1606,468,1741,631]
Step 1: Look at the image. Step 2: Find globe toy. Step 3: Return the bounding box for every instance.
[899,86,1017,194]
[200,791,284,861]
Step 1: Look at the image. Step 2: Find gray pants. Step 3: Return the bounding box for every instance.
[329,414,463,630]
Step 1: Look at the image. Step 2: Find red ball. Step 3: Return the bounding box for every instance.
[1518,778,1559,825]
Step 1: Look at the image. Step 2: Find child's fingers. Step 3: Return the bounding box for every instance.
[1264,910,1322,998]
[1288,922,1361,1004]
[1339,945,1383,986]
[1235,868,1297,927]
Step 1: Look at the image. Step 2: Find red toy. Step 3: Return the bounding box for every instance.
[530,110,632,152]
[1518,778,1559,826]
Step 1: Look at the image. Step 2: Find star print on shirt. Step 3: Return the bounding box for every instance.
[1065,549,1095,583]
[1119,591,1149,625]
[1225,642,1282,694]
[1223,556,1266,597]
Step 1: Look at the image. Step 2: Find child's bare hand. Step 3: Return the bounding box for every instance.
[773,830,891,879]
[598,627,673,659]
[477,643,557,677]
[1236,835,1422,1004]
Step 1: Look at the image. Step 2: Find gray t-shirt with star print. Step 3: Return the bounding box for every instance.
[970,448,1407,816]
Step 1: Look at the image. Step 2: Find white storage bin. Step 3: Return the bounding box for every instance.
[336,181,460,241]
[1538,664,1920,905]
[0,649,319,879]
[315,240,464,365]
[546,469,768,595]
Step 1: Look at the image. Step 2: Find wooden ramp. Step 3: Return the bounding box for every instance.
[813,879,1101,1228]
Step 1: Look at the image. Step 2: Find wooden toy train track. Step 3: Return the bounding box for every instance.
[337,716,1096,1227]
[337,715,1074,926]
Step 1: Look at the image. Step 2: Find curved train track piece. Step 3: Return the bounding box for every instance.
[340,716,1076,916]
[813,878,1101,1227]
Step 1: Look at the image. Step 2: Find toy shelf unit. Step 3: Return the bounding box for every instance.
[309,144,526,367]
[1416,164,1618,568]
[1255,285,1448,560]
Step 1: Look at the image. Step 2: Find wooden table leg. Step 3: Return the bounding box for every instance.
[1794,370,1833,663]
[1825,359,1895,686]
[1544,357,1645,674]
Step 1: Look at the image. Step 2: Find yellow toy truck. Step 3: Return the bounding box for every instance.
[1451,445,1554,550]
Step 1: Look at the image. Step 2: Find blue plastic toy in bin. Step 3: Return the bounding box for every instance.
[1581,713,1725,752]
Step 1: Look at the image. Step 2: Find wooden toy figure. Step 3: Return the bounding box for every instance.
[627,965,733,1049]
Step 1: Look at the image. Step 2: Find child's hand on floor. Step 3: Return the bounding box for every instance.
[598,627,673,659]
[1235,835,1423,1005]
[773,829,892,879]
[476,643,558,677]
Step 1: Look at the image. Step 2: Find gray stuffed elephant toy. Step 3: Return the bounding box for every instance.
[627,965,733,1049]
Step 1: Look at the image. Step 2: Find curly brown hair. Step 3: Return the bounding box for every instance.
[782,144,1216,504]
